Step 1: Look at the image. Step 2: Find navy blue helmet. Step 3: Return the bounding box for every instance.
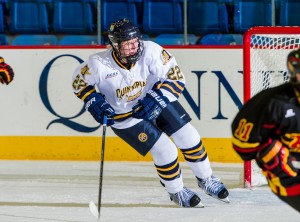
[108,18,144,64]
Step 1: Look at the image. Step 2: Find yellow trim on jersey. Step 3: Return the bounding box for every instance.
[112,51,126,69]
[155,82,163,89]
[75,85,87,97]
[263,171,288,196]
[161,83,181,97]
[281,133,300,153]
[75,86,96,100]
[231,137,260,148]
[81,88,96,101]
[112,51,134,70]
[172,81,184,91]
[282,149,297,177]
[262,140,281,163]
[114,112,133,120]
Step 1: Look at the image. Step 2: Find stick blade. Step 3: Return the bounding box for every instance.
[89,201,99,220]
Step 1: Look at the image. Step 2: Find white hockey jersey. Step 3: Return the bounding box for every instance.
[72,41,185,129]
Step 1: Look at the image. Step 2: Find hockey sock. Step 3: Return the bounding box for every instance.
[171,123,212,179]
[150,133,184,193]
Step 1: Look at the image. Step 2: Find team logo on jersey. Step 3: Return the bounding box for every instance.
[138,133,148,142]
[81,65,90,77]
[161,49,172,65]
[116,80,146,102]
[105,71,118,79]
[285,109,295,118]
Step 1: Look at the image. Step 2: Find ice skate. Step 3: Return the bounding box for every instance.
[169,186,204,208]
[197,175,230,203]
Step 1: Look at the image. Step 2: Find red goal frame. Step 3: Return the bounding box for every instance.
[243,26,300,187]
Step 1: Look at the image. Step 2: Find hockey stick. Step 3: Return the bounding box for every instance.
[89,115,107,220]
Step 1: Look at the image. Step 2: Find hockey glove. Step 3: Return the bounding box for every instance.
[132,89,169,121]
[84,93,115,126]
[256,140,298,179]
[0,57,14,85]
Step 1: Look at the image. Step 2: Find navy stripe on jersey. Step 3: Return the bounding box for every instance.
[160,80,185,98]
[75,85,96,101]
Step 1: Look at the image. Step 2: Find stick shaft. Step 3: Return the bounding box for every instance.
[97,116,107,219]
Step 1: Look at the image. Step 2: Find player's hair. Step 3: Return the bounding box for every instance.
[108,18,144,64]
[287,48,300,88]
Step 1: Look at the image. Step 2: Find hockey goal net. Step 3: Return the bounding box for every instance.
[243,26,300,187]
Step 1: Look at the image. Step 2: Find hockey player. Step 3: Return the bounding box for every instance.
[0,57,14,85]
[72,18,229,207]
[231,48,300,212]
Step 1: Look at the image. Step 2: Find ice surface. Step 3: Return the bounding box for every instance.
[0,161,298,222]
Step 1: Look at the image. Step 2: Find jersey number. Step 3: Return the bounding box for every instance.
[234,118,253,142]
[167,65,183,80]
[72,74,87,91]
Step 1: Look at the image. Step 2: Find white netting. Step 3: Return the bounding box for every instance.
[250,34,300,97]
[248,31,300,186]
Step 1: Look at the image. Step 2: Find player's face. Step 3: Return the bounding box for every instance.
[119,38,139,58]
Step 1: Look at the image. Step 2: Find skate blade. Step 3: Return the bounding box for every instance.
[89,201,99,220]
[204,192,230,203]
[219,197,230,203]
[194,201,205,208]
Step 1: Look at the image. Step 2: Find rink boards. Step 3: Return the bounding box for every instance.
[0,46,243,162]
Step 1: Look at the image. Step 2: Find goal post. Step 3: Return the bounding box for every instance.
[243,26,300,187]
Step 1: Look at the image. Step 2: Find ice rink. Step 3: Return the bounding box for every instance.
[0,160,299,222]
